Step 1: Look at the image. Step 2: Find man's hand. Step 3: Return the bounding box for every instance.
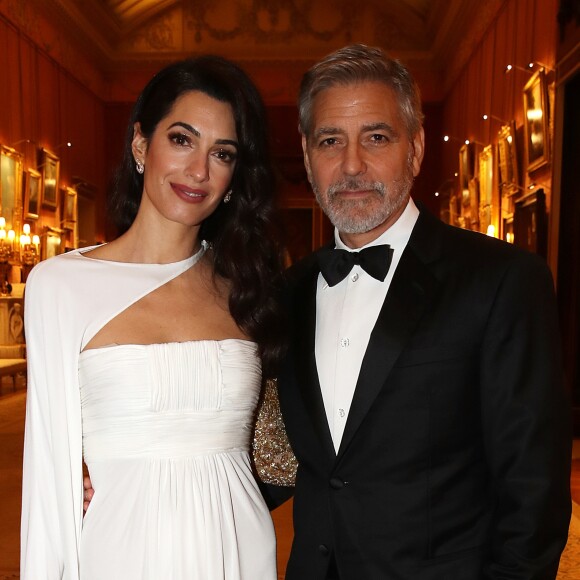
[83,475,94,513]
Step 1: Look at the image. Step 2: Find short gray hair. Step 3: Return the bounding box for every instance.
[298,44,424,139]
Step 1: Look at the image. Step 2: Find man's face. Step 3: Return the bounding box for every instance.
[302,81,424,247]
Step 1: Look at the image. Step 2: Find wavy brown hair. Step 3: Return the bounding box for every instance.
[109,55,286,376]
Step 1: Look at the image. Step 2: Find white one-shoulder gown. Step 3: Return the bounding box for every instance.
[78,339,276,579]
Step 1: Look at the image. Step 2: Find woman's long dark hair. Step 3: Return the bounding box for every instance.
[109,55,286,376]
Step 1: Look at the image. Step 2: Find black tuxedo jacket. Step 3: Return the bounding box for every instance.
[273,209,571,580]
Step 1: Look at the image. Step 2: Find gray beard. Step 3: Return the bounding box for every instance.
[311,170,414,234]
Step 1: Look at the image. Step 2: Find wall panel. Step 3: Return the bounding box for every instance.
[440,0,557,254]
[0,12,107,242]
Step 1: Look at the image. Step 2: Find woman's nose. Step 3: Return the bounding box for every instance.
[186,153,209,182]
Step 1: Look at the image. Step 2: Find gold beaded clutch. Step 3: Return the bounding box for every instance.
[252,378,297,487]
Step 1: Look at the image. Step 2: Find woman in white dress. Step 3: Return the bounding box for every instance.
[21,55,287,580]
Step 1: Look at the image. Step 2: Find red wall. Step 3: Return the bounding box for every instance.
[440,0,557,209]
[0,12,108,240]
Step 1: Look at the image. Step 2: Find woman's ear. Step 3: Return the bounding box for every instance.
[131,122,147,160]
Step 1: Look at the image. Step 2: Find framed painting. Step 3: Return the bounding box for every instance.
[478,145,495,235]
[24,168,41,220]
[468,177,480,230]
[478,145,493,207]
[497,122,519,196]
[0,145,24,232]
[514,188,547,257]
[61,186,78,230]
[41,226,64,261]
[503,214,514,244]
[458,143,475,206]
[523,69,549,172]
[40,148,60,210]
[74,179,97,247]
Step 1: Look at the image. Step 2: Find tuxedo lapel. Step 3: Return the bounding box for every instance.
[336,212,442,460]
[289,257,336,459]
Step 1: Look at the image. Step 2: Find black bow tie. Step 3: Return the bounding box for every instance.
[317,244,393,287]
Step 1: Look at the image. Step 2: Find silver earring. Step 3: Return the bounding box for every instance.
[223,190,232,204]
[136,159,144,174]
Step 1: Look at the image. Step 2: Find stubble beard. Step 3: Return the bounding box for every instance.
[310,161,415,235]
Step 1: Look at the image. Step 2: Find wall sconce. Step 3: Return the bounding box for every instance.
[443,135,484,147]
[505,63,535,74]
[505,62,554,74]
[512,182,541,193]
[482,114,508,123]
[20,223,39,281]
[10,139,36,148]
[443,135,471,145]
[443,135,475,145]
[0,218,16,294]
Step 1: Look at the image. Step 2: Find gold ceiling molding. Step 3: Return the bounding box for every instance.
[184,0,357,44]
[1,0,499,102]
[120,0,431,61]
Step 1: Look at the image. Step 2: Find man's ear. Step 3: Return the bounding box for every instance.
[131,122,147,160]
[301,134,313,184]
[410,127,425,177]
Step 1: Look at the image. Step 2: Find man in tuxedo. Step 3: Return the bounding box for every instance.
[270,44,572,579]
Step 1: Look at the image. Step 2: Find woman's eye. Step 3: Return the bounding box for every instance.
[169,132,191,147]
[215,149,237,163]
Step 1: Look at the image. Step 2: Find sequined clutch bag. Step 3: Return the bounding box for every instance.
[252,378,297,487]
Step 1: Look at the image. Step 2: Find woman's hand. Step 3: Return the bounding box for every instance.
[83,475,94,513]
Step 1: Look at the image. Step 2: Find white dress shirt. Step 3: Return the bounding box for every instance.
[315,198,420,451]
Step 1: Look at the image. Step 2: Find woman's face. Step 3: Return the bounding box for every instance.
[133,90,238,229]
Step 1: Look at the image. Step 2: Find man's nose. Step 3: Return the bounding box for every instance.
[341,143,367,176]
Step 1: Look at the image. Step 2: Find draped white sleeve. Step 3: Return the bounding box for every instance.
[21,245,206,580]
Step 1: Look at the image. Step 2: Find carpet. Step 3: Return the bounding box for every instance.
[557,500,580,579]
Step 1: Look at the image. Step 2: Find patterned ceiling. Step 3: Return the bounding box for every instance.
[48,0,482,69]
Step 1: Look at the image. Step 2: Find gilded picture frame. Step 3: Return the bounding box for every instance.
[61,186,78,229]
[24,168,41,220]
[0,145,24,231]
[497,122,519,196]
[40,148,60,210]
[41,226,64,261]
[458,142,475,207]
[478,145,494,234]
[523,69,549,172]
[468,177,480,230]
[514,188,547,257]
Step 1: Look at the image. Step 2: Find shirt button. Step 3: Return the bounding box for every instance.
[340,337,350,348]
[319,544,329,555]
[351,272,359,282]
[338,408,345,418]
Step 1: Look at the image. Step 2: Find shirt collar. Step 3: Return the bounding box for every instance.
[334,197,420,252]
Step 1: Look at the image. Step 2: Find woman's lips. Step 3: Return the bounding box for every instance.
[171,183,208,202]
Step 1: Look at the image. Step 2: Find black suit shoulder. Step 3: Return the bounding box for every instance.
[413,209,552,281]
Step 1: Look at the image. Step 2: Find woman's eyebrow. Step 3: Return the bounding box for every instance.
[167,121,238,149]
[167,121,200,137]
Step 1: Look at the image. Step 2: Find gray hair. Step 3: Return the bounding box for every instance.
[298,44,424,139]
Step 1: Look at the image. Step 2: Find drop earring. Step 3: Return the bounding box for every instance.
[223,190,232,203]
[136,159,144,174]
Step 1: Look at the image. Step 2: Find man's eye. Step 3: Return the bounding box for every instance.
[320,137,338,147]
[370,134,388,143]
